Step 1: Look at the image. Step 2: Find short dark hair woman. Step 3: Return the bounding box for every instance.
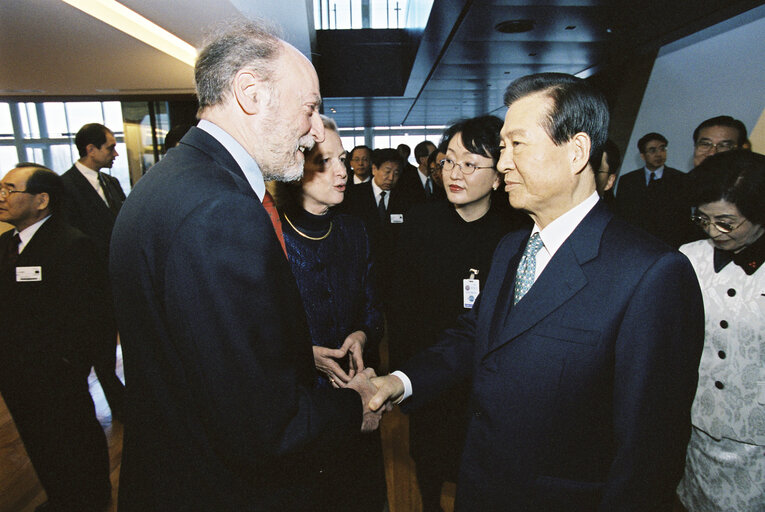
[387,115,528,511]
[676,150,765,511]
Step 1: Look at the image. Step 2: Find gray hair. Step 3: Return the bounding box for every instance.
[319,114,338,133]
[195,19,283,112]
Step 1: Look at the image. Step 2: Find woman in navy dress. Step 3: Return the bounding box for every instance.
[278,115,386,512]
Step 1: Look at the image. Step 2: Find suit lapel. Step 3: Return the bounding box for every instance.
[485,201,611,356]
[68,166,114,219]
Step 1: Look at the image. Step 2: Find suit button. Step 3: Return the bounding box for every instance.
[720,320,729,329]
[718,350,726,359]
[473,408,482,418]
[727,288,736,297]
[715,381,724,390]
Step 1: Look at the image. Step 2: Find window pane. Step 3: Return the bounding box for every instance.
[50,144,77,173]
[108,142,132,194]
[25,147,44,163]
[0,146,20,172]
[19,103,40,139]
[0,103,13,140]
[65,102,105,133]
[103,101,124,133]
[43,102,70,138]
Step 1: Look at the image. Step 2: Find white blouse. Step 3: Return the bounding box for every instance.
[680,239,765,445]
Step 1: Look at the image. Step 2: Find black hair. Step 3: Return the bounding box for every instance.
[688,150,765,226]
[372,148,405,169]
[443,115,504,162]
[590,139,621,175]
[414,140,436,162]
[15,163,63,215]
[503,73,609,167]
[692,116,747,146]
[75,123,112,157]
[164,124,195,152]
[637,132,667,154]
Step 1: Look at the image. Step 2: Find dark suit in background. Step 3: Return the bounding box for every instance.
[399,201,704,511]
[0,216,111,511]
[60,165,125,415]
[341,180,411,304]
[111,128,362,511]
[615,166,691,247]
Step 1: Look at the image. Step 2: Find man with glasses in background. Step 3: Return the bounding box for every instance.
[615,132,690,247]
[0,164,111,512]
[692,115,748,167]
[348,145,373,184]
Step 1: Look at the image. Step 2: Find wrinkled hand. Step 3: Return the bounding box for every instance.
[313,346,352,388]
[347,368,384,432]
[339,330,367,377]
[368,374,405,412]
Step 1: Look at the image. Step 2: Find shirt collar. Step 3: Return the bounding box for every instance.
[15,215,52,253]
[644,165,665,182]
[417,168,428,186]
[75,160,99,177]
[197,119,266,200]
[371,179,386,199]
[533,192,600,259]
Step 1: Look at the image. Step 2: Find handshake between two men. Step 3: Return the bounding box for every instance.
[343,369,405,433]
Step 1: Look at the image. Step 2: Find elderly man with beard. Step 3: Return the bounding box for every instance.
[110,20,381,512]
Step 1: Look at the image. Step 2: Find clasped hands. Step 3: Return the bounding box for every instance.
[346,369,406,433]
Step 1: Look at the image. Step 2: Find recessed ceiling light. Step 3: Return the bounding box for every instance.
[60,0,197,66]
[494,19,535,34]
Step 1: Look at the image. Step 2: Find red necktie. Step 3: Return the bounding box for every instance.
[261,191,288,259]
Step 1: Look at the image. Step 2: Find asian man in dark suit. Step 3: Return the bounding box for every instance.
[109,20,380,512]
[342,148,411,303]
[615,132,690,247]
[60,122,125,419]
[0,164,111,512]
[369,73,705,511]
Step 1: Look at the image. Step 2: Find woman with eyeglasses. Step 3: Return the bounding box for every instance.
[387,115,528,512]
[277,115,386,512]
[675,150,765,512]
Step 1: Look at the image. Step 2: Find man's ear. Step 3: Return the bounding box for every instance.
[232,70,269,115]
[35,192,50,212]
[569,132,591,175]
[605,173,616,192]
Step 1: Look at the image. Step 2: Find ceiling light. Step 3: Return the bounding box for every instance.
[61,0,197,66]
[494,19,535,34]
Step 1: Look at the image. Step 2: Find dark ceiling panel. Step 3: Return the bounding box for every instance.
[318,0,764,128]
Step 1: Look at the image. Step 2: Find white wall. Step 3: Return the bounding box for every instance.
[618,5,765,180]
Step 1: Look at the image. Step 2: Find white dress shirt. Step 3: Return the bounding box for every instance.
[74,161,108,204]
[371,180,389,209]
[15,215,51,253]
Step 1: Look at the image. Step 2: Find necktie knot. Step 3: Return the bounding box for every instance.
[513,233,544,305]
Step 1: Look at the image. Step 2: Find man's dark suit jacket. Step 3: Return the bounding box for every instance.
[110,127,361,511]
[60,165,125,260]
[341,181,411,302]
[0,216,111,508]
[396,166,446,203]
[614,166,691,247]
[400,201,704,511]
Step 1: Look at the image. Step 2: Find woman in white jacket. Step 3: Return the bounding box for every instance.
[676,150,765,512]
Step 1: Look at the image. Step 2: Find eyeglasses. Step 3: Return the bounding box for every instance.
[694,140,737,153]
[440,158,494,175]
[690,214,746,234]
[644,145,667,155]
[0,187,34,199]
